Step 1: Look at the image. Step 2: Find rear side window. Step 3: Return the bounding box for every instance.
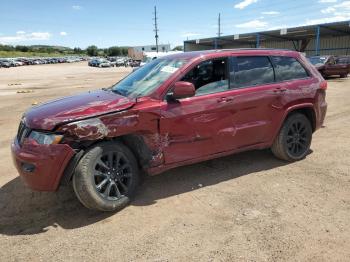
[272,56,309,81]
[231,56,274,88]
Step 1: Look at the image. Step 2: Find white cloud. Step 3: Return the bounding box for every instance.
[234,0,258,9]
[0,31,51,43]
[319,0,337,3]
[320,1,350,16]
[261,11,280,15]
[321,7,336,13]
[304,14,350,25]
[267,25,288,30]
[236,19,268,28]
[181,32,201,38]
[72,5,82,10]
[60,31,67,36]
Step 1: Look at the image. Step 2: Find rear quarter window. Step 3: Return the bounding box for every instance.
[272,56,309,82]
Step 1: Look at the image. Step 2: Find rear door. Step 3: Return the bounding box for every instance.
[217,55,283,151]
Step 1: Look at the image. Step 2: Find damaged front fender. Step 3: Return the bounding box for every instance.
[57,108,168,169]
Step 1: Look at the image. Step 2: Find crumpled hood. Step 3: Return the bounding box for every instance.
[24,89,135,130]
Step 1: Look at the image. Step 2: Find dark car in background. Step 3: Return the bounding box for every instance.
[128,59,141,67]
[308,55,349,78]
[336,56,350,71]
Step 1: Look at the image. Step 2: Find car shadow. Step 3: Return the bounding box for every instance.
[324,76,348,82]
[132,149,293,206]
[0,149,301,236]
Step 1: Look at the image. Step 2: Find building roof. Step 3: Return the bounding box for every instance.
[184,20,350,47]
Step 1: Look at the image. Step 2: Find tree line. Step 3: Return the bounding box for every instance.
[0,44,129,56]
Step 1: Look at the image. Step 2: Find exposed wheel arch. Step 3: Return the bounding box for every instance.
[61,134,153,186]
[291,107,316,132]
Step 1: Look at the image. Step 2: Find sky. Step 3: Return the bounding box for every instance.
[0,0,349,48]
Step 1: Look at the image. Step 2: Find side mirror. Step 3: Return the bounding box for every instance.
[167,81,195,101]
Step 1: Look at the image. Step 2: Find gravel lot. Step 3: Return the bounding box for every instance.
[0,62,349,262]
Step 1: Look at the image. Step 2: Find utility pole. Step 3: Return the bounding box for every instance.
[217,13,222,38]
[153,6,159,53]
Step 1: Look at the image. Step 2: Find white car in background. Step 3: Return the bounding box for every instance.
[98,59,112,68]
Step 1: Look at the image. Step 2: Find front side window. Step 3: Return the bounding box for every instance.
[231,56,274,88]
[112,58,188,98]
[272,56,309,81]
[181,58,229,96]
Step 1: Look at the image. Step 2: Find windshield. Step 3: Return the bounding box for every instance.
[308,57,327,66]
[112,57,188,98]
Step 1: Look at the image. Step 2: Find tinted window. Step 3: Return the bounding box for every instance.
[232,56,274,88]
[272,56,309,81]
[182,58,229,96]
[336,57,350,64]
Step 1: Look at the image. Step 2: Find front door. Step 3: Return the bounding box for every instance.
[159,57,236,164]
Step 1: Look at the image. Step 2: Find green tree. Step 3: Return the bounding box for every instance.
[107,46,121,56]
[86,45,98,56]
[121,47,128,56]
[0,45,15,51]
[172,45,183,51]
[73,47,83,54]
[15,45,29,52]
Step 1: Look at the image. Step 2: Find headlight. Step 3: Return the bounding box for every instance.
[28,131,63,145]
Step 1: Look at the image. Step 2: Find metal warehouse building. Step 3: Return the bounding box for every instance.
[184,21,350,56]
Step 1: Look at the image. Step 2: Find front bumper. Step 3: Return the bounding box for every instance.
[11,138,75,191]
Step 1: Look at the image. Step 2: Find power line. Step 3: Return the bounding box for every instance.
[153,6,159,53]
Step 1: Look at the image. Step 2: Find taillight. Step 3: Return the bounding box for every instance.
[320,80,327,90]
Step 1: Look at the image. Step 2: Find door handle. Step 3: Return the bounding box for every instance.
[217,97,234,103]
[273,87,287,93]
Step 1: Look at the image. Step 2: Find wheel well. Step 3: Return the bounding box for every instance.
[118,134,153,169]
[287,107,316,132]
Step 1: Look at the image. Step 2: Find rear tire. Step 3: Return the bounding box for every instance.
[271,113,312,161]
[73,141,139,212]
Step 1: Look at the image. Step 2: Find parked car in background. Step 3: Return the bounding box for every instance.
[0,59,11,68]
[12,49,327,212]
[128,59,141,67]
[308,55,348,78]
[335,56,350,71]
[98,59,112,67]
[88,58,112,67]
[115,57,128,67]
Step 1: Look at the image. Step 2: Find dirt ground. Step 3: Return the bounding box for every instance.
[0,62,349,262]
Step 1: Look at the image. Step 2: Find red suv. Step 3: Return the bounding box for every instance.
[12,49,327,211]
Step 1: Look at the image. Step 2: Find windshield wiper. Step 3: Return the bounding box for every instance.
[111,89,125,96]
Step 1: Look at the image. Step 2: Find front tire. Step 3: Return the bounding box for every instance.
[73,141,139,211]
[271,113,312,161]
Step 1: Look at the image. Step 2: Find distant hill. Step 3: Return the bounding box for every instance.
[28,45,73,51]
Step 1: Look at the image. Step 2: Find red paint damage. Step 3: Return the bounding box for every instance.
[24,89,135,130]
[12,49,327,191]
